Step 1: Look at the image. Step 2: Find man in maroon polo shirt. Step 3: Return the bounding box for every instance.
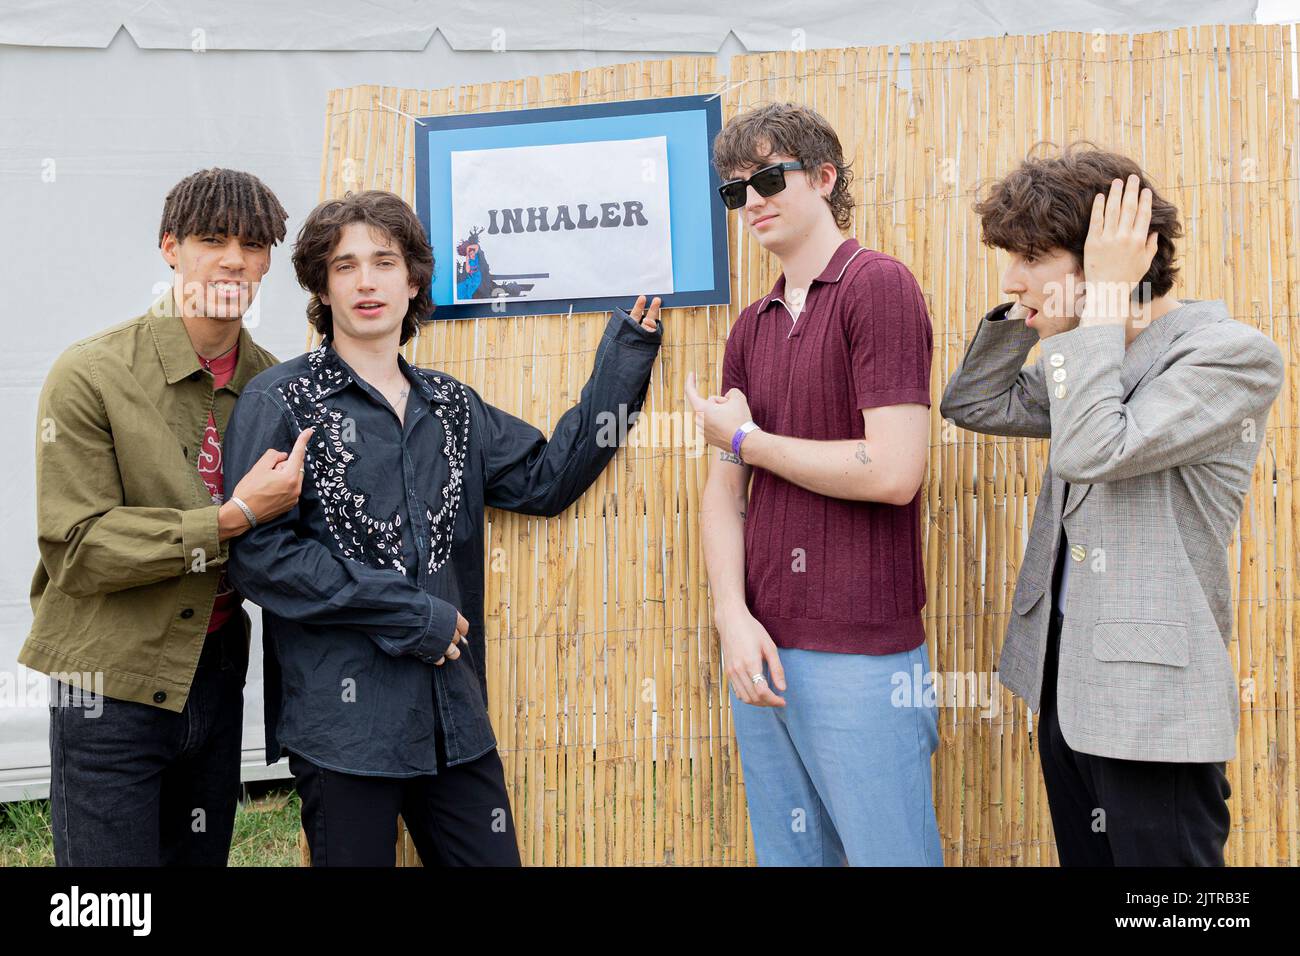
[687,103,941,865]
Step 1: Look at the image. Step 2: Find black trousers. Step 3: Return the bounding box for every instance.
[290,718,521,867]
[48,614,248,866]
[1037,603,1232,866]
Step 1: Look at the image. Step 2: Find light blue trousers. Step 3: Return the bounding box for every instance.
[729,642,944,866]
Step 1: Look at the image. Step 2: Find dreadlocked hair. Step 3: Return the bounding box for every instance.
[158,168,289,248]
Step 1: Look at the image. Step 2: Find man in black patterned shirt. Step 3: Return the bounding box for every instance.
[225,190,663,865]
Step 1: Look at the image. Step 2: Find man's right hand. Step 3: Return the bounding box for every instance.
[434,612,470,666]
[220,427,315,538]
[718,610,786,707]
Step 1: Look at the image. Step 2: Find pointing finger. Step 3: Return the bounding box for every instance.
[286,427,315,470]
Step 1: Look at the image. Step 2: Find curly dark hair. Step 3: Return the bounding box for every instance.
[292,190,435,345]
[712,102,855,230]
[158,167,288,248]
[973,142,1183,302]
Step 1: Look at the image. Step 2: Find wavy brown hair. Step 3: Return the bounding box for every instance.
[292,190,435,345]
[712,102,855,230]
[973,142,1182,301]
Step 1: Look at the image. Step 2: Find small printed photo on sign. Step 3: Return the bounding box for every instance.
[450,137,674,304]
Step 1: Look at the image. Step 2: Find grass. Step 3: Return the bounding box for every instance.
[0,785,304,867]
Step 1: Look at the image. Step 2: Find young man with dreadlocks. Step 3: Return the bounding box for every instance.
[21,168,308,866]
[223,189,663,865]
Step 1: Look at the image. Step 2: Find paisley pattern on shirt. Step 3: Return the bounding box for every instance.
[423,373,469,575]
[276,344,470,576]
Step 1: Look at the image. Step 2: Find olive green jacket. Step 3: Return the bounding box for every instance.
[19,292,278,712]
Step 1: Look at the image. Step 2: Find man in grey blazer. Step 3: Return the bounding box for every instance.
[941,145,1284,866]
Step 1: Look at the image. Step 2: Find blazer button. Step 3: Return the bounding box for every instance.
[153,691,167,703]
[180,608,194,619]
[1054,383,1068,399]
[1049,353,1065,367]
[1052,368,1067,382]
[1070,544,1086,562]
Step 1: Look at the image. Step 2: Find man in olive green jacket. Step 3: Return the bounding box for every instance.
[19,168,308,866]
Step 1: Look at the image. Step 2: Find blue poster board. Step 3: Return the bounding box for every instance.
[414,94,729,319]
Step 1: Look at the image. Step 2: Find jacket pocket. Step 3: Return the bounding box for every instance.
[1092,619,1189,666]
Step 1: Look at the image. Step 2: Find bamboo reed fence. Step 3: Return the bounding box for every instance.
[301,24,1299,866]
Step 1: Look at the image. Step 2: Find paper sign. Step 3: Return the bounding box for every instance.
[450,137,674,303]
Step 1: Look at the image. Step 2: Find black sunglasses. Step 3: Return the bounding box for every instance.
[717,161,805,210]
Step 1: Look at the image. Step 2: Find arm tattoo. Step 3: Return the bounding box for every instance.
[719,450,743,464]
[856,442,870,465]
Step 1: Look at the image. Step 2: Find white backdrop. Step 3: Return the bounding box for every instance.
[0,0,1276,801]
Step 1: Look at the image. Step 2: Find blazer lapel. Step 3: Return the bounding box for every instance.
[1059,303,1211,518]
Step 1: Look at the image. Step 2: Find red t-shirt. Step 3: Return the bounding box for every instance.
[196,346,240,633]
[720,239,933,655]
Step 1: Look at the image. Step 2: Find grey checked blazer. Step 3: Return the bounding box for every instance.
[940,300,1284,762]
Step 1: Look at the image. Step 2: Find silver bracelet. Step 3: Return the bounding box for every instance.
[229,495,258,529]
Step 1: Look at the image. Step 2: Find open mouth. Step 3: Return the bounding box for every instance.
[355,300,386,317]
[1023,306,1039,324]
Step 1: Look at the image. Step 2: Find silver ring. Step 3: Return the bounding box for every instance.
[750,673,766,684]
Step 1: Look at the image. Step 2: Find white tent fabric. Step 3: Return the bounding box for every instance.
[0,0,1259,50]
[0,1,1273,801]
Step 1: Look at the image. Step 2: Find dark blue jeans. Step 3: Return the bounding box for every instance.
[48,613,248,866]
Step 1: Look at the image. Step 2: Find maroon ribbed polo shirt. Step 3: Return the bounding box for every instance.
[721,238,933,655]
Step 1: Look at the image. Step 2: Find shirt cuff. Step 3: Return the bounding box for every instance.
[974,303,1041,352]
[609,306,663,349]
[182,504,224,571]
[414,594,460,663]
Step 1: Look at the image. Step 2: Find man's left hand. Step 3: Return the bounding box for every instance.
[1080,173,1159,325]
[627,294,662,332]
